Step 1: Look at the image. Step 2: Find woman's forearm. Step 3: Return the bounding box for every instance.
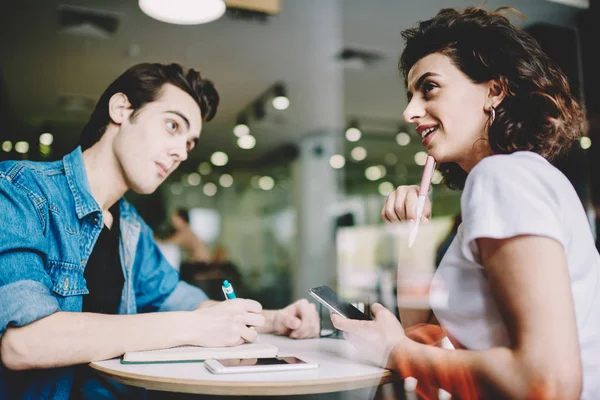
[404,323,446,345]
[390,341,577,399]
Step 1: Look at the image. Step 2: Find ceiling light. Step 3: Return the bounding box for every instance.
[203,182,218,196]
[329,154,345,169]
[238,134,256,149]
[198,162,212,175]
[211,151,228,166]
[365,165,385,181]
[378,181,394,196]
[345,120,361,142]
[258,176,275,191]
[272,96,290,111]
[15,141,29,154]
[272,83,289,110]
[219,174,233,187]
[351,146,367,161]
[139,0,226,25]
[2,141,12,152]
[580,136,592,149]
[39,132,54,146]
[396,132,410,146]
[233,114,250,137]
[187,173,201,186]
[414,151,428,166]
[431,170,443,185]
[384,153,397,165]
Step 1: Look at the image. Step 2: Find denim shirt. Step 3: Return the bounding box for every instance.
[0,147,208,399]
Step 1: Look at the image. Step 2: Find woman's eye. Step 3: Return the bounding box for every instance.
[423,82,437,97]
[166,120,178,132]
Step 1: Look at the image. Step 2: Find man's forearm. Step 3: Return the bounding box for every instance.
[1,310,190,370]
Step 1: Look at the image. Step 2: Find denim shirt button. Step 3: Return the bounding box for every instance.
[63,278,69,290]
[81,259,85,266]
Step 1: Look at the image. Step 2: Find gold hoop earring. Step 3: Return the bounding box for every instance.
[489,107,496,125]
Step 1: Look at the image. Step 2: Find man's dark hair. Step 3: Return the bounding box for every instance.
[80,63,219,150]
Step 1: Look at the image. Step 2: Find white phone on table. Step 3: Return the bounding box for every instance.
[204,356,319,374]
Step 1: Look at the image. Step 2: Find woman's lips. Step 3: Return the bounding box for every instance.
[421,128,437,147]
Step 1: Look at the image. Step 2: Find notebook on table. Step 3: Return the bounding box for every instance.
[121,342,278,364]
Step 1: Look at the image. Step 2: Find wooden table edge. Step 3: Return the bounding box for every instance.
[89,363,401,396]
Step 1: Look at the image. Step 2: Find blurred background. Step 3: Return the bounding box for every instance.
[1,0,598,314]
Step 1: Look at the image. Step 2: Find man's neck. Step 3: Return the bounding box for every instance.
[82,129,129,213]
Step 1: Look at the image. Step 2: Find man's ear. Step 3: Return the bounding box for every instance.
[108,93,133,124]
[486,77,507,110]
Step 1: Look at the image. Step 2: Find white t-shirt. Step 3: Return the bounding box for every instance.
[430,151,600,399]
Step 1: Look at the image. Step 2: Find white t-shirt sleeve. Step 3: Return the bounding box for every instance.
[460,155,566,265]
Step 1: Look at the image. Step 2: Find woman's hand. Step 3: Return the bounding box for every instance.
[381,185,432,223]
[331,303,409,369]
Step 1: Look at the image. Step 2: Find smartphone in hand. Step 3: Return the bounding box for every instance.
[309,285,372,320]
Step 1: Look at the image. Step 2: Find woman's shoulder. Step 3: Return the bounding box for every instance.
[467,151,561,185]
[463,151,571,203]
[472,151,548,174]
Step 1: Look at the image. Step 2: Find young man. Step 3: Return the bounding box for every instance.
[0,63,320,399]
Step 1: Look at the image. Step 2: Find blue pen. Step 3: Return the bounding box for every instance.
[222,280,237,300]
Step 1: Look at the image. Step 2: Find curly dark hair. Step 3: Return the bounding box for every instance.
[80,63,219,150]
[399,7,584,189]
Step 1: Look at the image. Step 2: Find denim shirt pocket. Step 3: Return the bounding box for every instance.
[48,260,89,296]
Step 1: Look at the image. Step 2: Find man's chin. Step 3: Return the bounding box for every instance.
[131,182,160,195]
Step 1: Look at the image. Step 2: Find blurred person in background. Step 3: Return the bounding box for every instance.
[160,208,212,264]
[0,62,319,400]
[333,7,599,400]
[159,208,245,298]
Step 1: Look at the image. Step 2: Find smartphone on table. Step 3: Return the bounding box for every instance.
[309,285,372,320]
[204,356,318,374]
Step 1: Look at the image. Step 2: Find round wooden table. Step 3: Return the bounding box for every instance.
[89,334,400,396]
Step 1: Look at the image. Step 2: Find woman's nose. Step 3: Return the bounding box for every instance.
[403,97,425,123]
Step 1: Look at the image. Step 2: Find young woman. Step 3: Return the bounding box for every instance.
[333,8,600,400]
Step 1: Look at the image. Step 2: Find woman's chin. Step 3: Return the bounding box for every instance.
[427,147,457,165]
[426,148,443,162]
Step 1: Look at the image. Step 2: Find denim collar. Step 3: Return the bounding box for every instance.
[63,146,102,219]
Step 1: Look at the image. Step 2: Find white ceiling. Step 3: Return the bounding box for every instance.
[0,0,583,168]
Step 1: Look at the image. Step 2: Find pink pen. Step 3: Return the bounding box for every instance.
[408,155,436,248]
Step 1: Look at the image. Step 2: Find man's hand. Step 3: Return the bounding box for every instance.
[259,299,320,339]
[187,298,265,347]
[331,303,408,368]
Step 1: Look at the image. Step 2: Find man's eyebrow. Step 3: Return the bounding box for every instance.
[406,72,440,99]
[164,110,190,131]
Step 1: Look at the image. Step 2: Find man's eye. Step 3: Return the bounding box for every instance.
[166,121,178,132]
